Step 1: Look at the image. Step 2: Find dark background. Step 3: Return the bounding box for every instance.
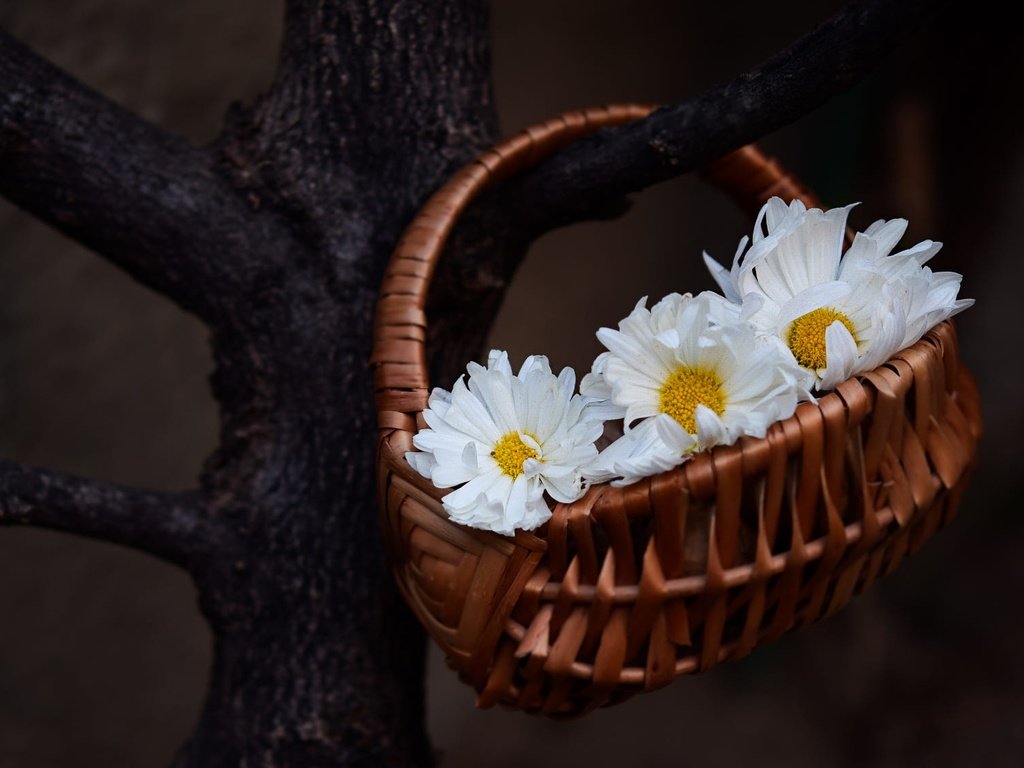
[1,1,1021,765]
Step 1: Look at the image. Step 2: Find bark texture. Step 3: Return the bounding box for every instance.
[175,4,498,764]
[0,0,939,765]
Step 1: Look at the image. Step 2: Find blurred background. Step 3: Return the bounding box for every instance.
[0,1,1021,765]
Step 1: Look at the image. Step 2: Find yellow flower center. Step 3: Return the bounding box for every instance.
[787,307,858,370]
[658,366,726,434]
[491,432,539,478]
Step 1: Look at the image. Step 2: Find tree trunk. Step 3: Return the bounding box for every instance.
[176,5,499,762]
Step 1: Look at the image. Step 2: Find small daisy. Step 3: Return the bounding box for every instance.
[406,350,603,535]
[704,197,972,391]
[581,292,805,486]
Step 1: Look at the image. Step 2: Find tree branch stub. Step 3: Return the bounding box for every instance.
[0,459,224,570]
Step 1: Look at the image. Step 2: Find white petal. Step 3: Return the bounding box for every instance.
[541,469,585,504]
[776,281,852,328]
[584,417,685,486]
[863,217,908,255]
[486,349,513,376]
[893,239,941,267]
[448,377,501,443]
[654,413,697,453]
[405,451,437,480]
[703,250,742,303]
[756,204,854,301]
[468,370,519,435]
[443,468,508,517]
[461,441,479,470]
[693,405,727,448]
[818,321,859,391]
[859,305,905,372]
[764,197,797,232]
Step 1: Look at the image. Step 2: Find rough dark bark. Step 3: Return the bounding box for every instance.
[0,0,938,765]
[0,460,221,568]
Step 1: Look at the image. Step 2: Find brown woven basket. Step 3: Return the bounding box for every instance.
[372,104,982,716]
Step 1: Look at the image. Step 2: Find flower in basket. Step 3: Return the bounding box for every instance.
[581,292,806,486]
[406,350,604,535]
[704,197,973,391]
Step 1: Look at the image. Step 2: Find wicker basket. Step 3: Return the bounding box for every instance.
[372,104,982,716]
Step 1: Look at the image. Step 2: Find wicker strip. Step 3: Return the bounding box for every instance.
[372,104,982,715]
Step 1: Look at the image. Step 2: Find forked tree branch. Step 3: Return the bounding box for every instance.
[0,460,227,569]
[0,31,281,319]
[498,0,944,232]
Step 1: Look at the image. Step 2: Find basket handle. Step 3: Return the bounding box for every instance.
[372,104,820,438]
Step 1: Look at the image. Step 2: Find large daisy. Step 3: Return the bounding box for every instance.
[704,197,972,391]
[406,350,603,535]
[581,292,805,486]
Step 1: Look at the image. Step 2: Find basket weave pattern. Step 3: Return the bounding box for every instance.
[372,105,982,716]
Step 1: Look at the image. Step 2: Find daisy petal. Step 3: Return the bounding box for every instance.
[819,321,859,391]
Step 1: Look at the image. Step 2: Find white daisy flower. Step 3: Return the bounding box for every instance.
[704,197,973,391]
[581,292,805,486]
[406,350,603,535]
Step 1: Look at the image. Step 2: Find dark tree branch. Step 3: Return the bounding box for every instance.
[0,460,227,570]
[0,30,289,320]
[495,0,943,233]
